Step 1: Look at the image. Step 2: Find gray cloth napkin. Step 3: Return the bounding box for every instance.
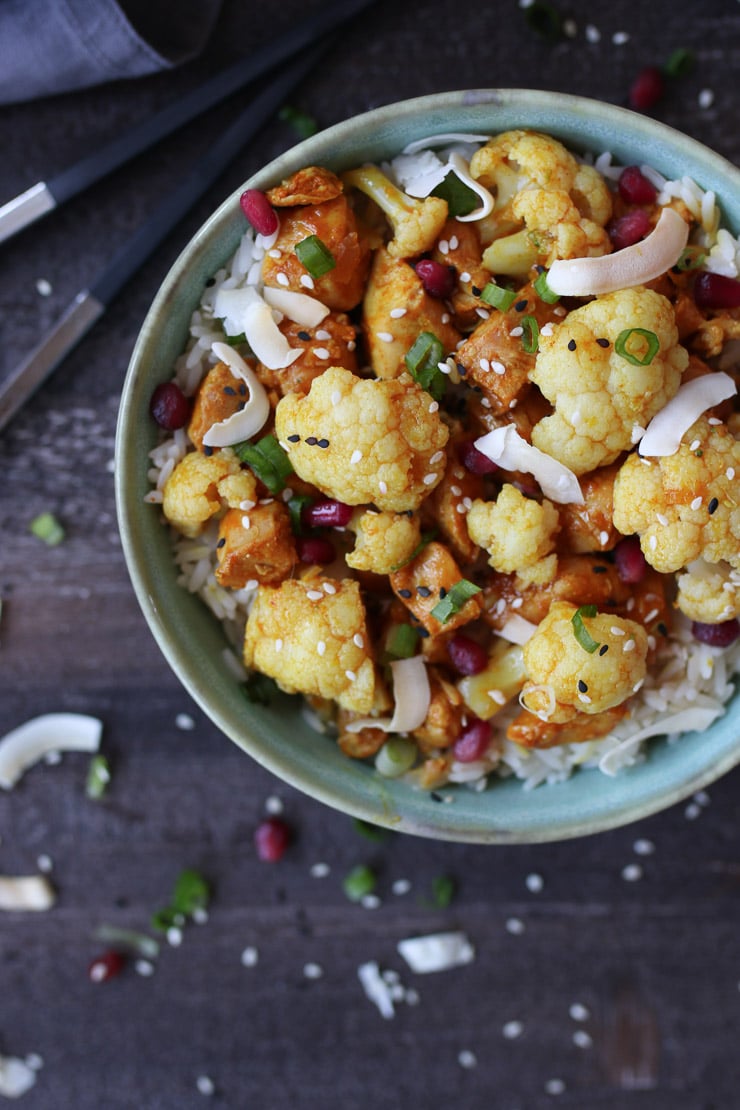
[0,0,222,104]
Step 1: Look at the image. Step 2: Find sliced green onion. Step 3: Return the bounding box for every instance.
[521,315,540,354]
[431,578,481,624]
[614,328,660,367]
[571,604,601,654]
[430,874,456,908]
[523,0,563,41]
[288,493,313,535]
[278,104,318,139]
[93,925,160,960]
[664,47,695,78]
[243,671,280,706]
[385,623,420,660]
[675,246,706,272]
[430,171,480,218]
[533,269,560,303]
[294,234,335,278]
[234,433,293,494]
[404,331,447,401]
[224,331,247,346]
[480,282,517,311]
[375,736,418,778]
[86,754,111,800]
[342,864,377,902]
[30,511,65,546]
[352,818,390,842]
[152,868,210,932]
[389,529,437,572]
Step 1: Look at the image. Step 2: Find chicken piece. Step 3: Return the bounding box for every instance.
[531,287,687,475]
[482,554,627,630]
[256,312,357,397]
[361,248,461,380]
[507,703,628,749]
[412,669,465,754]
[558,463,621,554]
[467,484,559,574]
[162,450,241,538]
[337,716,387,759]
[188,361,252,451]
[244,578,375,713]
[215,502,297,588]
[342,165,448,259]
[430,218,491,330]
[676,559,740,624]
[416,753,454,790]
[389,541,481,636]
[345,509,421,575]
[521,601,648,722]
[275,367,449,512]
[261,195,371,312]
[266,166,344,207]
[424,456,484,564]
[612,417,740,573]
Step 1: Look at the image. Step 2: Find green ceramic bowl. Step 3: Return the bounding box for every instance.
[116,90,740,842]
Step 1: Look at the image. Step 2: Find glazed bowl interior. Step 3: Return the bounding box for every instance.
[115,89,740,843]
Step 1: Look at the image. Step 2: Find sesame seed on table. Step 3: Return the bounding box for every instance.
[0,0,739,1107]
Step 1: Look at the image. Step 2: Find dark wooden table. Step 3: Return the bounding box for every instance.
[1,2,739,1106]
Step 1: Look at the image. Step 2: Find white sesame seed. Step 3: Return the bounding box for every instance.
[314,347,330,360]
[405,988,420,1005]
[36,278,53,296]
[578,693,592,705]
[450,484,462,496]
[314,329,331,341]
[274,638,283,652]
[545,1078,566,1095]
[633,838,655,856]
[480,396,492,408]
[310,862,330,877]
[479,357,490,372]
[135,958,155,977]
[331,389,341,405]
[644,608,659,624]
[176,713,195,731]
[585,23,600,42]
[612,30,630,44]
[569,1002,590,1021]
[458,1050,477,1069]
[699,88,715,109]
[475,307,490,319]
[437,360,451,374]
[350,449,362,465]
[430,450,445,466]
[685,802,702,820]
[488,689,506,705]
[509,326,524,337]
[429,401,439,413]
[506,917,525,935]
[438,239,449,255]
[462,497,473,510]
[392,878,412,895]
[240,946,259,967]
[423,473,438,486]
[511,597,524,609]
[377,331,394,343]
[573,1030,593,1049]
[449,235,459,250]
[239,498,256,511]
[347,339,356,350]
[656,513,669,526]
[322,581,337,594]
[623,639,635,653]
[502,1020,524,1040]
[610,625,625,636]
[441,313,451,324]
[525,873,544,893]
[300,274,315,289]
[491,360,506,375]
[379,480,388,494]
[563,17,577,36]
[554,305,567,316]
[268,248,282,259]
[540,322,554,336]
[455,503,466,514]
[241,515,251,529]
[345,670,357,682]
[192,907,209,925]
[690,439,702,452]
[276,272,290,287]
[460,271,471,283]
[598,530,609,546]
[265,794,284,815]
[353,633,365,648]
[196,1076,215,1096]
[245,579,258,591]
[361,893,381,909]
[36,854,53,873]
[621,863,643,882]
[726,467,735,480]
[694,790,711,807]
[306,590,323,601]
[167,926,183,947]
[303,962,323,979]
[648,535,658,551]
[690,496,703,511]
[390,307,407,318]
[24,1055,44,1072]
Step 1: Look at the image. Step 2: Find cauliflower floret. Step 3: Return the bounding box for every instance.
[243,578,375,713]
[612,417,740,573]
[521,601,648,722]
[346,509,421,574]
[466,484,559,573]
[275,367,448,512]
[162,450,241,538]
[217,470,258,508]
[342,165,448,259]
[676,559,740,624]
[531,287,688,475]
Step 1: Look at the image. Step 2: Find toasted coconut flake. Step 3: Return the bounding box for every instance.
[0,713,102,790]
[547,208,689,296]
[345,656,430,735]
[397,931,475,973]
[638,372,736,456]
[599,706,723,775]
[203,343,271,447]
[213,285,302,370]
[447,153,495,223]
[0,875,56,912]
[499,615,539,645]
[474,425,584,504]
[262,287,330,328]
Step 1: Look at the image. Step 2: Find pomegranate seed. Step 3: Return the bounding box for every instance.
[693,272,740,310]
[629,66,665,112]
[254,816,292,862]
[618,166,658,205]
[415,259,456,299]
[453,718,492,763]
[149,382,191,430]
[301,498,353,528]
[458,439,499,476]
[88,950,125,983]
[608,209,652,251]
[692,618,739,648]
[448,633,488,676]
[239,189,278,236]
[614,535,648,583]
[296,536,335,564]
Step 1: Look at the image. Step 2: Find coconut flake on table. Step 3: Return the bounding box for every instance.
[638,372,736,457]
[397,931,475,974]
[0,713,102,790]
[547,207,689,296]
[0,875,55,912]
[357,961,396,1019]
[474,425,584,504]
[0,1055,39,1099]
[262,287,330,328]
[345,656,430,734]
[202,342,271,448]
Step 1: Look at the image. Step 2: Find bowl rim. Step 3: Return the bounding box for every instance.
[116,88,740,843]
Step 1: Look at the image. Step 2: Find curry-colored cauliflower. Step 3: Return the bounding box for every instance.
[162,450,244,538]
[470,130,612,276]
[676,559,740,624]
[466,484,559,574]
[521,601,648,722]
[243,577,376,713]
[275,366,448,512]
[612,417,740,573]
[345,509,421,574]
[342,165,448,259]
[531,288,687,475]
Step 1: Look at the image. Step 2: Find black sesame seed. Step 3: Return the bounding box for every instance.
[430,791,444,803]
[305,436,318,446]
[596,337,610,348]
[708,497,719,515]
[217,537,226,548]
[418,627,430,638]
[567,338,577,351]
[417,586,432,598]
[514,299,528,312]
[535,264,545,274]
[592,565,608,574]
[439,587,448,599]
[204,445,214,457]
[205,277,216,287]
[471,285,482,297]
[287,434,301,443]
[238,383,247,395]
[398,588,412,599]
[578,679,588,693]
[456,361,467,376]
[598,644,609,656]
[297,330,311,341]
[237,401,246,411]
[317,438,330,449]
[657,622,668,637]
[223,386,236,396]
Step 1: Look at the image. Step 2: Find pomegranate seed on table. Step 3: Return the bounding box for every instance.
[692,619,739,648]
[296,536,335,564]
[614,535,648,584]
[301,498,353,528]
[448,633,488,676]
[88,950,126,983]
[415,259,456,299]
[149,382,191,430]
[255,816,292,862]
[453,718,492,763]
[608,209,653,251]
[629,66,665,111]
[693,272,740,310]
[618,166,658,205]
[240,189,279,236]
[458,440,499,476]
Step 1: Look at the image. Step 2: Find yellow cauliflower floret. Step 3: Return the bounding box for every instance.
[531,288,687,475]
[217,470,258,509]
[613,417,740,574]
[466,484,559,573]
[162,450,241,538]
[521,601,648,722]
[243,578,375,713]
[342,165,448,259]
[275,367,448,512]
[346,509,421,574]
[676,560,740,624]
[510,188,611,267]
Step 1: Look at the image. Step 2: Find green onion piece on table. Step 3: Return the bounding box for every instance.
[86,754,111,800]
[294,234,336,278]
[480,282,517,312]
[431,874,456,908]
[342,864,377,902]
[614,328,660,367]
[431,579,482,624]
[430,171,480,218]
[523,0,563,41]
[234,433,293,494]
[30,511,65,546]
[278,104,318,139]
[664,47,695,78]
[571,605,601,654]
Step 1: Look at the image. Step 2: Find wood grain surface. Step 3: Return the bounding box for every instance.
[1,1,739,1107]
